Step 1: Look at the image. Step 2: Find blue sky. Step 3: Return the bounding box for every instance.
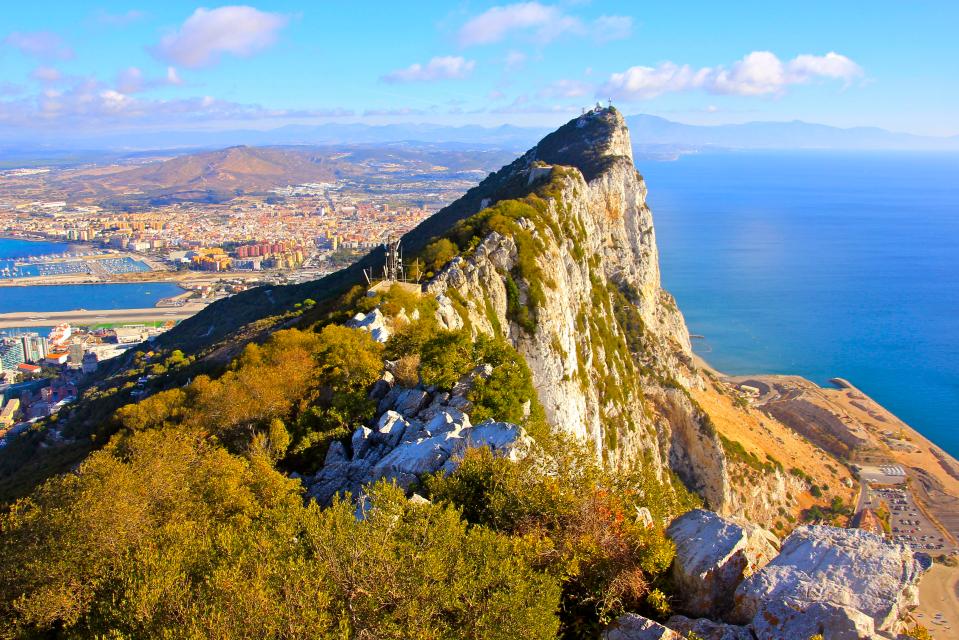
[1,1,956,136]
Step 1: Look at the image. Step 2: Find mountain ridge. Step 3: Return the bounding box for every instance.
[3,114,956,153]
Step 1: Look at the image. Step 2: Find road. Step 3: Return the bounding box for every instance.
[0,304,208,328]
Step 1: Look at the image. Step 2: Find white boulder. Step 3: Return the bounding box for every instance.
[666,509,779,617]
[732,525,923,639]
[603,614,680,640]
[347,308,390,342]
[665,615,752,640]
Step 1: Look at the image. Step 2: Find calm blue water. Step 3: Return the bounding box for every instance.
[0,239,181,315]
[0,281,182,314]
[0,237,72,261]
[643,151,959,457]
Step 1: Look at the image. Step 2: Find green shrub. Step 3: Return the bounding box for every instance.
[0,430,561,639]
[426,440,699,636]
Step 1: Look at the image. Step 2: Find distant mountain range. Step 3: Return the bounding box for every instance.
[625,115,959,151]
[1,114,956,160]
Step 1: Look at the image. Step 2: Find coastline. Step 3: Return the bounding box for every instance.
[694,344,959,552]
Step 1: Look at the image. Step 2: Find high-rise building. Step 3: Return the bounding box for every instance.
[0,338,26,371]
[20,333,46,363]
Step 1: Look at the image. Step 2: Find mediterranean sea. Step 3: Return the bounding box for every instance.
[644,150,959,458]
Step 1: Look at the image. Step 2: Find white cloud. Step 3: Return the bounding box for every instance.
[593,15,632,43]
[601,51,863,101]
[4,31,74,60]
[152,6,288,68]
[166,67,183,86]
[538,78,591,99]
[459,2,568,46]
[0,75,354,130]
[116,67,146,94]
[115,66,184,94]
[382,56,475,83]
[458,2,631,46]
[31,66,63,83]
[788,52,863,86]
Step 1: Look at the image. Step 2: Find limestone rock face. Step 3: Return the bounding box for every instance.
[426,108,704,478]
[665,616,753,640]
[305,396,531,505]
[666,509,779,617]
[347,308,390,342]
[732,525,923,639]
[602,613,680,640]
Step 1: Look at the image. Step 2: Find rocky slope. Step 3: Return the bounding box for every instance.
[413,108,797,520]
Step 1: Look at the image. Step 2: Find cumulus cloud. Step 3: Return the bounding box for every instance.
[601,51,863,100]
[114,66,183,94]
[3,31,74,60]
[788,52,863,86]
[152,6,288,68]
[381,56,475,83]
[0,76,353,130]
[458,2,630,46]
[31,66,63,83]
[538,79,591,99]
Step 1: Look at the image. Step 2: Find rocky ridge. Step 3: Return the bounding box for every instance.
[418,107,791,520]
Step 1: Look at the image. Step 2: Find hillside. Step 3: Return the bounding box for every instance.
[0,108,919,639]
[50,145,350,203]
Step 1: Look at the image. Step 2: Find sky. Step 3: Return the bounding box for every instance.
[1,1,957,137]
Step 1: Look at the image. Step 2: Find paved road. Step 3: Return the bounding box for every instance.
[0,304,208,328]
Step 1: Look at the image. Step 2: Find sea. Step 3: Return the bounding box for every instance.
[642,150,959,458]
[0,238,182,333]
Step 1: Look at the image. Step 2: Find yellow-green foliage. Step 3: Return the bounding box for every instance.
[426,440,700,637]
[114,325,384,472]
[0,429,560,638]
[422,237,459,274]
[416,329,544,431]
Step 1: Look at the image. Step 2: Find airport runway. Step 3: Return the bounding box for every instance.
[0,304,208,328]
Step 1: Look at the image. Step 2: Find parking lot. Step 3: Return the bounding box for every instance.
[864,486,954,553]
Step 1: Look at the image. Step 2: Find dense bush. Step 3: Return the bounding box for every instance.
[426,441,700,637]
[0,428,561,639]
[113,324,384,473]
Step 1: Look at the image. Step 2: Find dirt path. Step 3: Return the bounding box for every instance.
[915,564,959,637]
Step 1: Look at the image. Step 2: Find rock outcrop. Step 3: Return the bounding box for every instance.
[666,509,779,617]
[305,391,530,505]
[665,616,753,640]
[603,613,680,640]
[732,525,923,639]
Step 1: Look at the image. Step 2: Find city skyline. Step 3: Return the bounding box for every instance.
[1,1,957,138]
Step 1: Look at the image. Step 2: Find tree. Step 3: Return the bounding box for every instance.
[421,238,458,272]
[418,329,475,390]
[0,430,560,639]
